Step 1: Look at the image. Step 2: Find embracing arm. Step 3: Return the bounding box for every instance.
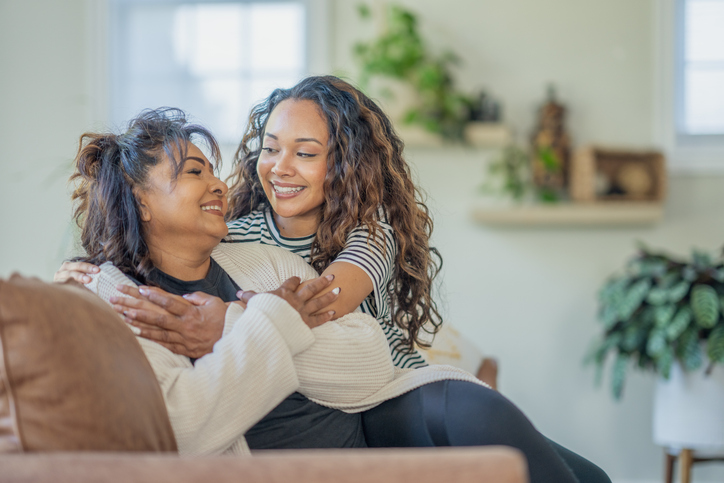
[296,222,393,320]
[296,223,429,369]
[295,311,394,406]
[88,264,312,455]
[220,244,396,403]
[301,262,373,319]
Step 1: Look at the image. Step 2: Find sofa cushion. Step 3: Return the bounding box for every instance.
[0,274,177,452]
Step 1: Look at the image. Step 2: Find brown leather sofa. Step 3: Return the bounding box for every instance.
[0,274,528,483]
[1,448,528,483]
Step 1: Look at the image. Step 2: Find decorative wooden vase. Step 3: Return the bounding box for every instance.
[653,361,724,451]
[531,86,571,192]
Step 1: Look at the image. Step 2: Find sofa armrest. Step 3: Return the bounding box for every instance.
[0,447,528,483]
[419,324,499,390]
[477,357,499,390]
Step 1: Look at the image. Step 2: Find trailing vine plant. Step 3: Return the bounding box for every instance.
[480,145,532,202]
[354,3,473,142]
[480,144,568,203]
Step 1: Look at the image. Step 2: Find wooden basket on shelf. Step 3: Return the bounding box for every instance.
[569,146,667,203]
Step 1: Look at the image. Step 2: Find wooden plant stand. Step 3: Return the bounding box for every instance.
[664,448,724,483]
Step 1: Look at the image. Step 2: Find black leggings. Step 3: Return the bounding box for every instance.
[362,380,610,483]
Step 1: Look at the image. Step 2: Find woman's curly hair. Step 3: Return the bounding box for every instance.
[226,75,443,351]
[70,107,220,283]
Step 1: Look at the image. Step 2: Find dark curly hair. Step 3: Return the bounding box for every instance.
[226,75,443,351]
[70,107,221,283]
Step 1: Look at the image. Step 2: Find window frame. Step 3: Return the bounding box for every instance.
[655,0,724,173]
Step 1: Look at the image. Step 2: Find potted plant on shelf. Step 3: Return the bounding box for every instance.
[587,244,724,450]
[353,3,474,142]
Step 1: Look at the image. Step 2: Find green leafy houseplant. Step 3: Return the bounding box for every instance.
[587,245,724,399]
[354,3,472,142]
[479,145,563,203]
[534,146,563,202]
[480,145,532,202]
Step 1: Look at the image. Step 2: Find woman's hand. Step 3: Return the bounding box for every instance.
[54,261,100,284]
[238,275,340,329]
[112,274,339,358]
[111,284,226,359]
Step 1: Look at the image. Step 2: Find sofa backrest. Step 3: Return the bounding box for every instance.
[0,274,177,452]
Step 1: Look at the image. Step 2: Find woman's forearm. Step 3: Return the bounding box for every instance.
[149,298,310,455]
[222,299,395,410]
[298,261,373,319]
[221,243,397,405]
[295,312,395,406]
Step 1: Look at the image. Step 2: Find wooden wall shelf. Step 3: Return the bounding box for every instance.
[398,123,512,149]
[471,202,664,227]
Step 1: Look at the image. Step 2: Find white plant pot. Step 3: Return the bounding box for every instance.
[366,77,417,123]
[653,361,724,451]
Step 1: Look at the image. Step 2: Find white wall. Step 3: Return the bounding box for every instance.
[0,0,89,277]
[331,0,654,147]
[1,0,723,481]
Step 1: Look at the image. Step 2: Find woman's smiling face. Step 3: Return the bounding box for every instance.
[256,99,329,235]
[138,142,229,246]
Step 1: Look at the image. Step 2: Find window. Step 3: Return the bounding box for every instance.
[656,0,724,171]
[677,0,724,135]
[105,0,327,145]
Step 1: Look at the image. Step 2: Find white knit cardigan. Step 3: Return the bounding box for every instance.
[87,242,484,456]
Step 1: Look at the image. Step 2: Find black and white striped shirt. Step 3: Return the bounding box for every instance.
[224,208,427,369]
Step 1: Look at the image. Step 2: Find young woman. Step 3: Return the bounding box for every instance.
[62,107,610,483]
[224,75,442,369]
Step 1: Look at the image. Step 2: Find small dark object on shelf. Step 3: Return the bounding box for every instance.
[469,91,502,123]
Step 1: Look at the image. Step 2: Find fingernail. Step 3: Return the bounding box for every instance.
[236,290,244,298]
[109,296,117,303]
[326,274,335,281]
[139,287,149,296]
[331,287,341,295]
[328,311,335,316]
[182,293,191,299]
[83,276,91,283]
[92,267,100,273]
[129,325,141,336]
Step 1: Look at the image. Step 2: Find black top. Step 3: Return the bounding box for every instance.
[146,258,367,449]
[146,258,241,303]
